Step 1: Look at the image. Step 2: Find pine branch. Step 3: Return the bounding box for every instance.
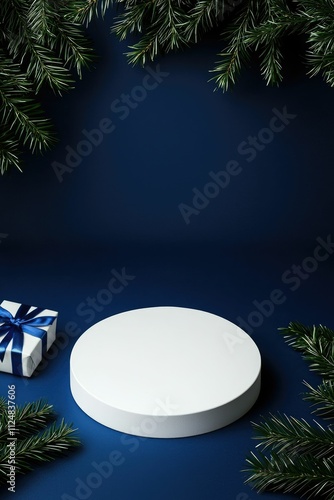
[5,0,73,94]
[279,322,334,379]
[53,22,94,78]
[0,399,81,486]
[241,0,307,85]
[113,0,238,66]
[308,50,334,87]
[0,131,21,174]
[0,400,56,442]
[246,322,334,498]
[182,0,225,43]
[4,0,94,84]
[107,0,334,90]
[2,0,334,173]
[28,1,94,80]
[0,0,94,173]
[209,0,261,91]
[210,0,299,89]
[121,1,190,66]
[112,3,153,41]
[0,52,55,154]
[213,0,334,89]
[27,0,58,43]
[258,37,283,85]
[0,398,6,414]
[126,32,160,66]
[27,45,74,94]
[251,414,334,459]
[0,420,80,480]
[304,380,334,420]
[245,451,334,499]
[71,0,114,25]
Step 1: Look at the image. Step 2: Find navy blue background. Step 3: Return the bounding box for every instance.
[0,8,333,500]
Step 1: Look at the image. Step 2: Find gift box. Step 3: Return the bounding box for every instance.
[0,300,58,377]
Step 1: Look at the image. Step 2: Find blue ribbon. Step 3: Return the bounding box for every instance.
[0,304,55,376]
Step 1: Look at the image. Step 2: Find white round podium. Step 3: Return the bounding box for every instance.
[70,307,261,438]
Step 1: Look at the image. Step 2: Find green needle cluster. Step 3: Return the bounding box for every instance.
[2,0,334,174]
[0,0,94,174]
[245,322,334,499]
[0,398,80,486]
[105,1,334,92]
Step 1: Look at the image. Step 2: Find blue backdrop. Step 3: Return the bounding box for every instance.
[0,7,333,500]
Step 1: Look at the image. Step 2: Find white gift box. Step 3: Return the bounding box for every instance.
[0,300,58,377]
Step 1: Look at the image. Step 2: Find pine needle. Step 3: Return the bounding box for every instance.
[303,380,334,420]
[252,413,334,459]
[106,0,334,90]
[279,322,334,379]
[245,451,334,499]
[0,399,80,485]
[0,0,93,174]
[3,0,334,173]
[246,322,334,499]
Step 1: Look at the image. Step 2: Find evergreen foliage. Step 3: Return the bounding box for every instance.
[245,322,334,499]
[0,398,80,486]
[0,0,93,174]
[109,1,334,91]
[2,1,334,174]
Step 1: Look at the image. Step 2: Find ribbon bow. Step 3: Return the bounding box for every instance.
[0,304,55,376]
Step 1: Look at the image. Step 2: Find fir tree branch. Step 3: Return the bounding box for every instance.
[0,420,80,481]
[181,0,225,43]
[251,414,334,459]
[71,0,114,25]
[279,322,334,379]
[0,400,55,443]
[0,0,94,173]
[246,322,334,498]
[112,2,153,41]
[27,0,58,43]
[28,1,94,79]
[5,0,74,94]
[2,0,334,173]
[213,0,334,89]
[112,0,230,61]
[209,0,260,91]
[26,44,74,94]
[304,380,334,420]
[0,52,55,154]
[242,1,312,85]
[106,0,334,90]
[258,37,283,85]
[0,399,81,486]
[126,31,160,66]
[53,24,93,78]
[0,131,21,174]
[245,451,334,499]
[121,1,190,66]
[0,398,6,414]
